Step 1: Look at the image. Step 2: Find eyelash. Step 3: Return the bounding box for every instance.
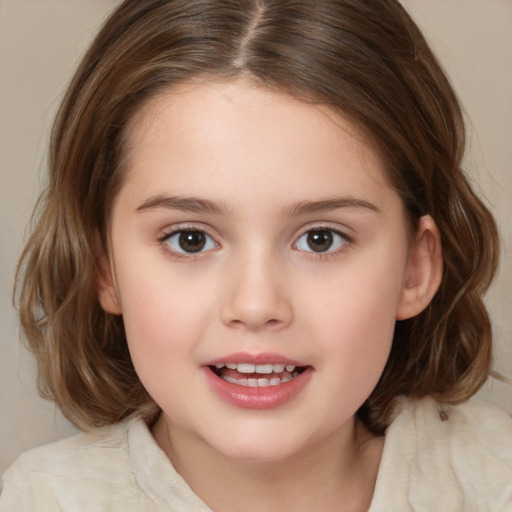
[157,225,219,260]
[157,225,352,260]
[293,226,351,260]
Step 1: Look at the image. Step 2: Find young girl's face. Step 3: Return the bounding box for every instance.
[99,79,432,463]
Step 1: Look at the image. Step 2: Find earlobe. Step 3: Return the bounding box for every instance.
[396,215,443,320]
[94,231,122,315]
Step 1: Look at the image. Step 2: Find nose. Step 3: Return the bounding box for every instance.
[220,252,293,332]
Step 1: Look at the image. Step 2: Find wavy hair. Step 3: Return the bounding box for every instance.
[15,0,499,433]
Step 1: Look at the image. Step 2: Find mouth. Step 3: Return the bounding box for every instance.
[209,362,307,388]
[203,353,313,409]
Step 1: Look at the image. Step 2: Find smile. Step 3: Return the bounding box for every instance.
[204,355,312,409]
[210,362,303,387]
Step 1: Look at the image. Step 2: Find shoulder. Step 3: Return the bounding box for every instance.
[390,394,512,447]
[393,395,512,460]
[372,396,512,511]
[4,418,132,478]
[0,418,141,511]
[0,417,209,512]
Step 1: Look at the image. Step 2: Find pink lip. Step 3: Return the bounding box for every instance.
[203,351,307,366]
[202,352,313,410]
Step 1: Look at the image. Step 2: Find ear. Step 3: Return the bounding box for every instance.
[94,231,122,315]
[396,215,443,320]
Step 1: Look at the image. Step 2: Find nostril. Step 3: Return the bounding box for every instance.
[220,284,293,331]
[225,316,287,332]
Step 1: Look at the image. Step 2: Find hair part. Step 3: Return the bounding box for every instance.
[15,0,499,433]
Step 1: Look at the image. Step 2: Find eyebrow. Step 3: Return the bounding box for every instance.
[136,195,229,215]
[283,197,380,216]
[136,194,380,216]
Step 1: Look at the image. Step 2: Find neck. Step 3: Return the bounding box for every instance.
[152,414,383,512]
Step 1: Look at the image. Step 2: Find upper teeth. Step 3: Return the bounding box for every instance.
[214,363,296,374]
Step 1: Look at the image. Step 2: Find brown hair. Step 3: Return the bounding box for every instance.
[15,0,499,433]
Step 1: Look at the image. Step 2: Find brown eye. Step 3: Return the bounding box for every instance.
[179,231,206,252]
[306,230,333,252]
[165,230,217,254]
[295,228,347,254]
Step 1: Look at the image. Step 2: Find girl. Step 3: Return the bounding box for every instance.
[1,0,511,510]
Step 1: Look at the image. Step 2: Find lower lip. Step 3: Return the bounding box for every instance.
[203,367,313,410]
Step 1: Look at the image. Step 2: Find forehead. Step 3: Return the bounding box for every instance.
[119,78,394,208]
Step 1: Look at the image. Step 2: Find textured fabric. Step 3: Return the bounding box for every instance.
[1,397,511,511]
[368,397,512,511]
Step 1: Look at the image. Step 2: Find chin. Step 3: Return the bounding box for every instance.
[202,424,317,465]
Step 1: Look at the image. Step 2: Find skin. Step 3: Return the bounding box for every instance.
[98,79,442,511]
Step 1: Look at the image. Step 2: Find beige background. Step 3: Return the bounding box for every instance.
[1,1,511,474]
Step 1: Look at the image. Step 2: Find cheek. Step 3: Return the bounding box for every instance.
[321,282,397,370]
[304,248,407,384]
[114,259,215,366]
[307,245,406,330]
[117,273,212,412]
[311,293,396,421]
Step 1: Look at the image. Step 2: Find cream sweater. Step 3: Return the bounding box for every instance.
[1,397,511,511]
